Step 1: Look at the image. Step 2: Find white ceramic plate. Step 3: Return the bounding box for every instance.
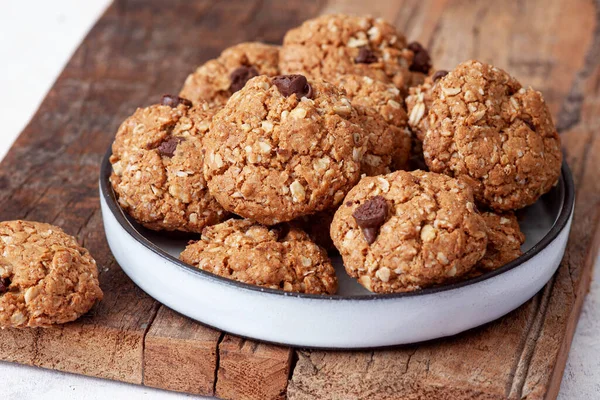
[99,149,574,348]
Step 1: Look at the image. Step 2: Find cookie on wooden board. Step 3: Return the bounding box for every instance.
[423,60,562,211]
[279,14,428,93]
[110,96,228,233]
[0,220,103,328]
[180,42,280,108]
[180,219,337,294]
[203,75,365,225]
[331,170,488,293]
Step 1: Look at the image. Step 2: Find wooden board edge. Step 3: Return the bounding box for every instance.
[215,334,293,400]
[545,221,600,399]
[142,306,221,396]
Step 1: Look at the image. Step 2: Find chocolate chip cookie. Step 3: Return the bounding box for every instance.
[0,220,103,328]
[279,15,423,93]
[180,219,337,294]
[110,96,228,233]
[203,75,365,225]
[180,42,280,108]
[332,74,411,175]
[331,170,487,293]
[423,60,562,210]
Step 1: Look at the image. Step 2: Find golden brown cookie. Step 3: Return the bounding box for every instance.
[476,211,525,272]
[204,75,365,225]
[180,42,280,108]
[279,15,425,93]
[0,221,103,328]
[406,70,448,142]
[331,170,488,293]
[180,219,337,294]
[423,60,562,211]
[332,74,411,175]
[110,96,228,233]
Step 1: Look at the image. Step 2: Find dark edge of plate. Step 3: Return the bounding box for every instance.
[99,146,575,302]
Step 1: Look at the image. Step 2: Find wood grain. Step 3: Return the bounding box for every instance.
[144,307,221,395]
[216,335,293,400]
[0,1,598,399]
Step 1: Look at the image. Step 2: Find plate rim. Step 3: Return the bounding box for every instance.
[99,146,575,302]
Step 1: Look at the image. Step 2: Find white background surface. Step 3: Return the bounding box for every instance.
[0,1,598,399]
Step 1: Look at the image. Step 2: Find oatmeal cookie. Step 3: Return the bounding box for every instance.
[331,170,487,293]
[280,15,426,93]
[204,75,365,225]
[110,96,228,233]
[332,74,411,174]
[180,219,337,294]
[406,70,448,142]
[180,42,280,108]
[476,211,524,272]
[423,60,562,210]
[0,221,103,328]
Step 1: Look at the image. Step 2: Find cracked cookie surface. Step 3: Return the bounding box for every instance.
[331,170,487,293]
[423,60,562,210]
[332,74,411,175]
[180,42,280,108]
[279,15,418,93]
[203,75,365,225]
[0,220,103,328]
[110,99,228,233]
[180,219,337,294]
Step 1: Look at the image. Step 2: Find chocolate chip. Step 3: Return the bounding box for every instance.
[230,66,259,93]
[408,42,432,74]
[157,137,184,157]
[0,277,10,294]
[272,75,313,99]
[345,201,354,207]
[354,47,378,64]
[432,70,448,82]
[161,95,192,108]
[361,228,379,245]
[407,42,425,53]
[352,196,389,244]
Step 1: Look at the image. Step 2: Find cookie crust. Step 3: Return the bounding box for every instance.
[331,170,487,293]
[476,211,525,272]
[0,221,103,328]
[406,73,440,142]
[180,219,337,294]
[180,42,280,108]
[280,15,415,92]
[110,101,228,233]
[204,75,365,225]
[332,74,411,175]
[423,60,562,210]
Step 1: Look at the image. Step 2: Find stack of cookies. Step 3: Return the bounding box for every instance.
[110,14,562,294]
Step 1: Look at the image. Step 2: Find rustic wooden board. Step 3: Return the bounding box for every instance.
[0,0,598,399]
